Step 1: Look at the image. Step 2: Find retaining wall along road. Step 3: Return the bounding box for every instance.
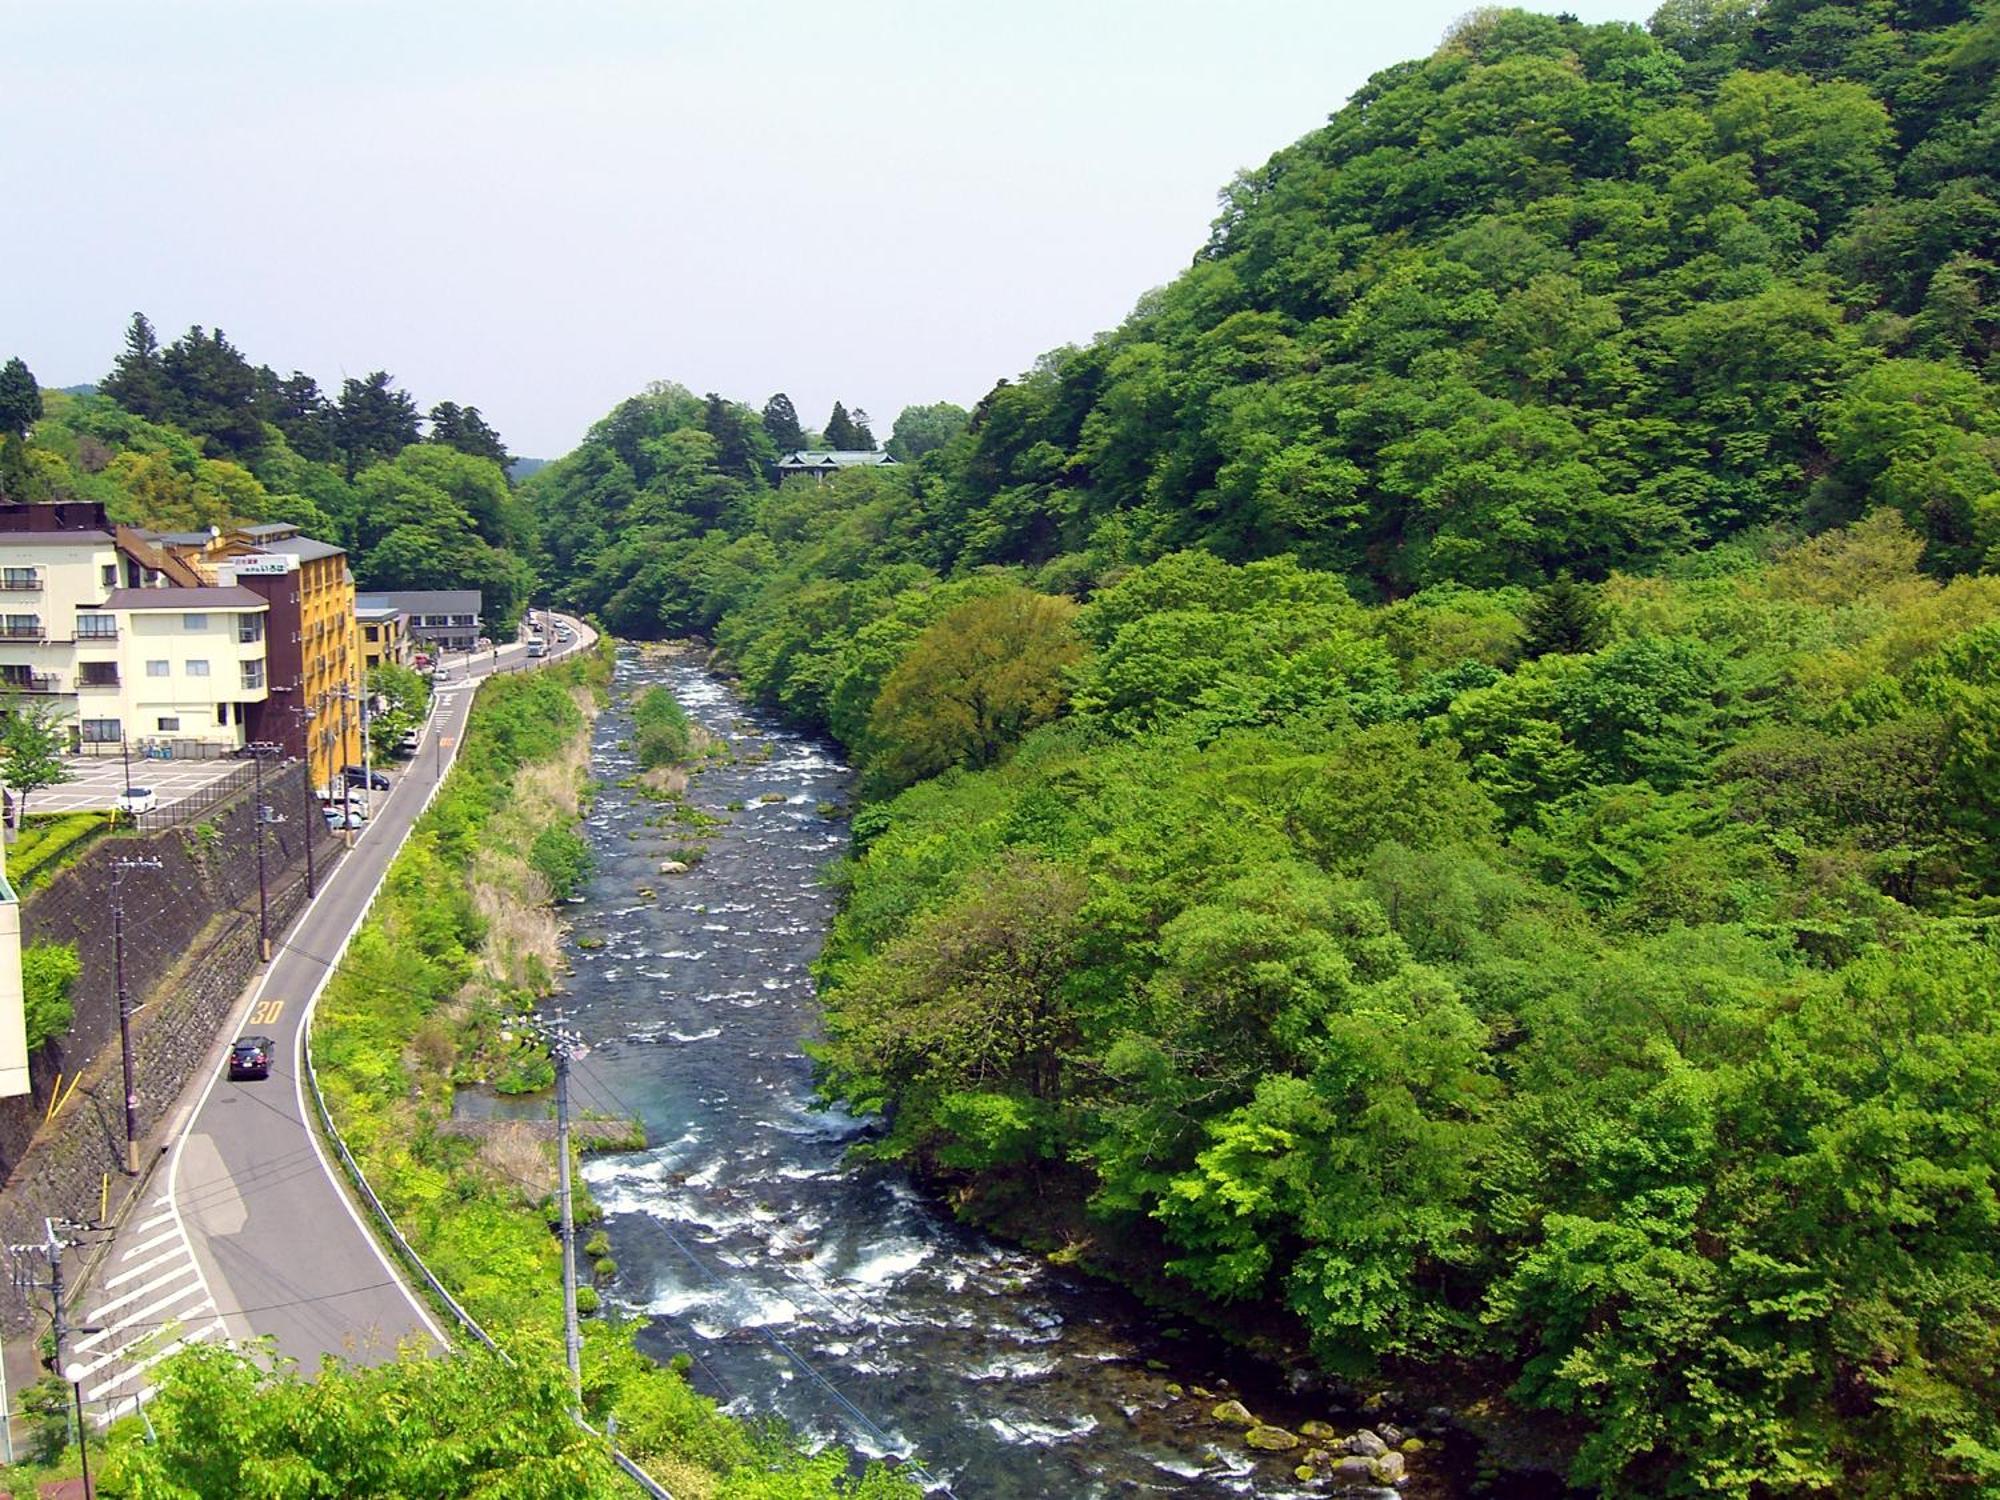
[0,762,335,1333]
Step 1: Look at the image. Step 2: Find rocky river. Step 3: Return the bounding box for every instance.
[538,645,1525,1498]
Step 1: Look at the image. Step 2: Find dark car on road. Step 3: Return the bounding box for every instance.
[228,1036,276,1080]
[342,766,391,790]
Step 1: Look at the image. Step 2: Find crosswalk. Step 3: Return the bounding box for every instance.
[72,1194,225,1427]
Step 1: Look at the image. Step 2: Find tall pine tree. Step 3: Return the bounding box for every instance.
[0,358,42,438]
[100,312,168,421]
[823,401,861,450]
[761,392,805,452]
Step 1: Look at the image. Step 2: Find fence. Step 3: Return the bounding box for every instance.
[131,760,260,835]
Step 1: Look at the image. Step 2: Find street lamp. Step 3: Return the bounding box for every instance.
[61,1363,92,1498]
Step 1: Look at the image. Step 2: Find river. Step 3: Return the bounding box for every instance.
[554,646,1487,1498]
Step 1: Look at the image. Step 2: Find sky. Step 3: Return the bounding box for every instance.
[4,0,1659,460]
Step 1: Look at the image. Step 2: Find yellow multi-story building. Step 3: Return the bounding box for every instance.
[163,523,363,792]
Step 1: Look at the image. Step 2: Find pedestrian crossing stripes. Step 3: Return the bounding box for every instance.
[76,1190,224,1427]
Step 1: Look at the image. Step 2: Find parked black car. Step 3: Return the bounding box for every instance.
[228,1036,275,1080]
[342,766,391,790]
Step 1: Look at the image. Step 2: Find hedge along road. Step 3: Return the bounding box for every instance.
[70,616,597,1408]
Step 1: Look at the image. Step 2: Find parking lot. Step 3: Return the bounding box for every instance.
[25,753,248,815]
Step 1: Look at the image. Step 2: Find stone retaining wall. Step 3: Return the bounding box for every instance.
[0,763,336,1333]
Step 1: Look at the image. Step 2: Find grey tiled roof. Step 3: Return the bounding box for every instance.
[100,586,267,610]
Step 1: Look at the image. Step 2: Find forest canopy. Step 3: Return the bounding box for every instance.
[519,3,2000,1495]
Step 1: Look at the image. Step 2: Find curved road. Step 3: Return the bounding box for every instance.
[68,616,594,1413]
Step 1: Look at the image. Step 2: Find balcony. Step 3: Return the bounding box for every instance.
[76,665,120,689]
[0,624,45,641]
[0,574,43,592]
[0,670,60,694]
[75,625,119,644]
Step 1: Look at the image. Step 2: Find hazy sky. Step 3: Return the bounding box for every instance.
[5,0,1658,459]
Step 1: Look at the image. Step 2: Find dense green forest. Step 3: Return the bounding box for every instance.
[522,3,2000,1495]
[0,321,535,628]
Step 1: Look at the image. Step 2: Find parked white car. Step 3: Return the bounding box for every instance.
[117,787,159,815]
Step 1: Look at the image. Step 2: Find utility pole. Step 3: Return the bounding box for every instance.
[248,742,283,960]
[111,857,163,1175]
[286,704,317,897]
[512,1011,587,1405]
[10,1217,98,1475]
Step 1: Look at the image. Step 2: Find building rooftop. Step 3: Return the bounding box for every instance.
[0,530,115,547]
[776,450,899,469]
[251,536,346,563]
[362,589,482,613]
[241,522,302,539]
[355,601,405,621]
[99,586,268,611]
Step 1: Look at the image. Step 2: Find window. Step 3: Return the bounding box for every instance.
[185,659,210,677]
[241,659,265,691]
[101,564,117,588]
[78,661,119,687]
[237,615,263,644]
[80,718,121,743]
[0,614,41,639]
[182,613,208,630]
[157,716,180,733]
[365,626,379,642]
[76,614,117,639]
[450,614,476,627]
[1,567,40,590]
[146,659,169,677]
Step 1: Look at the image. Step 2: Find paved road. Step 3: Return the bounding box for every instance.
[69,616,595,1411]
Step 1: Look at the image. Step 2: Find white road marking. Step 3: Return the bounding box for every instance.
[84,1261,200,1328]
[84,1319,222,1402]
[120,1227,182,1260]
[104,1247,187,1288]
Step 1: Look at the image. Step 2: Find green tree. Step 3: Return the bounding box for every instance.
[0,697,72,828]
[20,941,79,1051]
[99,311,168,420]
[428,400,512,470]
[865,588,1084,791]
[886,402,969,462]
[761,392,806,451]
[1519,573,1608,659]
[823,401,864,450]
[0,356,42,438]
[336,370,423,476]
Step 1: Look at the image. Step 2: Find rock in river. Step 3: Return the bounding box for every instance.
[1211,1399,1258,1428]
[1347,1428,1389,1458]
[1246,1425,1301,1452]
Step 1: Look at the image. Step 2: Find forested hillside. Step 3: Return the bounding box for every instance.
[518,4,2000,1494]
[0,320,534,628]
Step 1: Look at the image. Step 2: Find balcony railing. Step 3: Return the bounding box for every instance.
[0,576,43,592]
[76,670,121,689]
[0,672,60,693]
[0,625,45,641]
[75,627,119,643]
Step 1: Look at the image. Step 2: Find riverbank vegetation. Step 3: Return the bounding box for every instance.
[525,4,2000,1494]
[20,643,919,1499]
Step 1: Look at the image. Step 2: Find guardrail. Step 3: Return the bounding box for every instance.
[294,625,674,1498]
